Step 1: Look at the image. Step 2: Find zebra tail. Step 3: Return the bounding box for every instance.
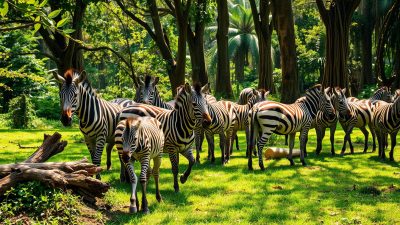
[248,106,259,153]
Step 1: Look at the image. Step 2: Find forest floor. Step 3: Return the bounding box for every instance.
[0,126,399,224]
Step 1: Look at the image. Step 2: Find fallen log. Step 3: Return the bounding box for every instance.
[264,147,301,160]
[0,132,109,203]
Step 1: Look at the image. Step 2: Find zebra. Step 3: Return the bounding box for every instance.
[110,98,136,107]
[135,75,174,109]
[372,89,400,161]
[118,83,211,192]
[53,69,123,179]
[247,85,334,170]
[193,84,237,164]
[114,115,164,214]
[347,86,392,104]
[232,90,269,157]
[333,87,376,155]
[238,87,261,105]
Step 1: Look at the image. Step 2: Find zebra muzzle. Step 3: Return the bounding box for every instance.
[61,109,72,126]
[202,113,212,126]
[122,149,131,163]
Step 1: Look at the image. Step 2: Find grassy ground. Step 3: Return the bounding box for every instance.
[0,126,399,224]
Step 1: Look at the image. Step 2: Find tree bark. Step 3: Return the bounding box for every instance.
[187,0,209,85]
[249,0,275,93]
[272,0,300,103]
[235,52,245,82]
[316,0,361,93]
[215,0,233,99]
[360,0,376,85]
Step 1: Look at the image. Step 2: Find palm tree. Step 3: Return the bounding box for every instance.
[207,0,259,91]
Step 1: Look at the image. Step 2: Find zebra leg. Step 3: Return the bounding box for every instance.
[218,131,227,165]
[180,148,195,184]
[225,129,234,163]
[303,135,308,157]
[93,134,107,180]
[376,131,384,159]
[360,126,369,153]
[284,134,288,146]
[299,128,310,166]
[105,142,113,170]
[118,153,129,183]
[288,133,296,166]
[168,152,180,192]
[341,126,353,156]
[389,131,398,161]
[245,127,250,157]
[369,124,377,152]
[329,123,336,155]
[194,128,204,163]
[315,127,325,155]
[235,133,240,151]
[206,133,215,163]
[139,156,150,214]
[153,155,163,202]
[125,162,138,213]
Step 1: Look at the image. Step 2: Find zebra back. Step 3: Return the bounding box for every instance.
[110,98,136,107]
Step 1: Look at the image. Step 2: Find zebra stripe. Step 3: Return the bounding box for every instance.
[53,69,122,179]
[115,116,164,213]
[333,87,376,155]
[248,85,334,170]
[110,98,136,107]
[135,75,174,109]
[238,88,258,105]
[118,83,211,192]
[372,90,400,161]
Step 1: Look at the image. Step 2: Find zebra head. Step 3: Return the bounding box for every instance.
[192,83,212,126]
[333,87,351,120]
[135,75,159,105]
[201,83,217,104]
[53,69,86,126]
[121,116,141,163]
[320,87,336,120]
[374,86,392,103]
[258,89,270,101]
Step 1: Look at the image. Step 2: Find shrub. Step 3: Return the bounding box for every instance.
[8,94,35,129]
[0,181,80,224]
[32,85,60,120]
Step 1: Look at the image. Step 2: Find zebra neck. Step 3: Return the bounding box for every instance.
[175,102,195,129]
[76,85,100,124]
[154,92,170,109]
[299,97,319,118]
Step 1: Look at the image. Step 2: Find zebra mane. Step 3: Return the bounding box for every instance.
[64,69,76,85]
[144,75,152,88]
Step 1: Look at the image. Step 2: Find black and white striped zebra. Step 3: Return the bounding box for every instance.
[347,86,392,104]
[372,89,400,161]
[53,69,122,179]
[115,115,164,214]
[118,83,211,192]
[232,89,269,156]
[193,84,237,164]
[238,87,261,105]
[110,98,136,107]
[333,87,376,155]
[135,75,174,109]
[247,85,334,170]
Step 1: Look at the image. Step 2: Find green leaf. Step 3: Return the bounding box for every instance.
[62,29,75,34]
[48,9,62,19]
[39,0,49,7]
[0,1,9,17]
[56,18,68,27]
[33,23,41,34]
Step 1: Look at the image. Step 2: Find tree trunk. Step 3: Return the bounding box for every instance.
[235,52,245,82]
[316,0,361,93]
[187,0,209,86]
[272,0,300,103]
[249,0,275,92]
[216,0,233,99]
[360,0,376,85]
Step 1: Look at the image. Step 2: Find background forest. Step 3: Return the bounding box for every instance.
[0,0,399,127]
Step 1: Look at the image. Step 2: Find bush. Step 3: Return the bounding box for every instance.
[8,94,35,129]
[0,181,80,224]
[32,85,60,120]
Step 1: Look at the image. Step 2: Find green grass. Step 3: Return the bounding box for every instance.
[0,126,399,224]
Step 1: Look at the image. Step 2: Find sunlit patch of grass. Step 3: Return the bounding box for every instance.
[0,125,399,224]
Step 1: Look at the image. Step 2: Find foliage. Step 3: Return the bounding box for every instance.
[8,94,35,129]
[0,181,80,224]
[31,85,60,120]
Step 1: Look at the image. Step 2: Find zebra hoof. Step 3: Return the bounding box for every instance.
[301,160,307,166]
[390,157,394,162]
[156,194,163,203]
[180,175,188,184]
[288,159,295,166]
[142,208,150,214]
[331,152,336,156]
[174,186,180,193]
[129,206,137,214]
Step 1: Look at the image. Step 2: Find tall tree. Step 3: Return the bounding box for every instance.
[316,0,361,92]
[360,0,376,85]
[215,0,233,98]
[272,0,299,103]
[187,0,209,85]
[115,0,192,95]
[249,0,274,93]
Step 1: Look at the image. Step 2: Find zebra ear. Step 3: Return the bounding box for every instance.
[52,71,65,83]
[264,90,270,98]
[201,83,210,94]
[342,88,347,95]
[153,77,160,86]
[252,88,257,95]
[75,70,87,84]
[184,83,191,93]
[133,119,141,128]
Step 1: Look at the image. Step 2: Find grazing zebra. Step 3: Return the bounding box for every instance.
[232,90,269,156]
[53,69,123,179]
[333,87,376,155]
[194,84,237,164]
[115,115,164,214]
[372,89,400,161]
[247,85,334,170]
[135,75,174,109]
[118,83,211,192]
